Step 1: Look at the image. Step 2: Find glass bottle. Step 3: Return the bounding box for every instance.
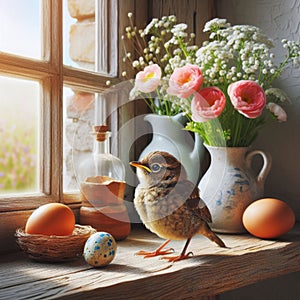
[78,125,130,240]
[78,125,125,181]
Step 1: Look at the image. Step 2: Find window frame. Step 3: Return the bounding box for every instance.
[0,1,128,218]
[0,0,149,252]
[0,0,135,211]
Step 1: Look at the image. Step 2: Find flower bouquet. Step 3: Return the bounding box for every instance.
[122,13,199,116]
[123,16,300,147]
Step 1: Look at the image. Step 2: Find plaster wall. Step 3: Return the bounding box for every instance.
[217,0,300,220]
[217,1,300,299]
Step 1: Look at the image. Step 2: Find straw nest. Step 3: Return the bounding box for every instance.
[15,224,97,262]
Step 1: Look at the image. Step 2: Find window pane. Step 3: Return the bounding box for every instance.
[0,0,41,59]
[0,76,40,195]
[63,86,95,192]
[63,0,95,71]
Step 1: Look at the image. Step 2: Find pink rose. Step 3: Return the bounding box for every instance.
[228,80,266,118]
[267,102,287,122]
[167,65,203,98]
[135,64,162,93]
[191,87,226,122]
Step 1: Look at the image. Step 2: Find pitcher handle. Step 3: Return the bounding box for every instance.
[245,150,272,185]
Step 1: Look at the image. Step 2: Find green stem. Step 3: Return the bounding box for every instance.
[232,111,243,147]
[268,55,290,85]
[178,37,188,58]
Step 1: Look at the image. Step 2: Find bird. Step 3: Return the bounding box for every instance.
[130,151,226,262]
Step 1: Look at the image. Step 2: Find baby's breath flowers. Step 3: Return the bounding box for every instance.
[122,13,198,115]
[193,19,300,95]
[184,18,300,146]
[123,15,300,146]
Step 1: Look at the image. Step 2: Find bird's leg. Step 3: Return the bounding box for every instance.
[136,239,174,258]
[162,238,193,262]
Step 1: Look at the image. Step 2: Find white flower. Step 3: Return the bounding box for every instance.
[132,60,139,68]
[169,15,176,22]
[267,103,287,122]
[203,18,230,32]
[143,18,159,34]
[163,21,170,28]
[171,23,188,32]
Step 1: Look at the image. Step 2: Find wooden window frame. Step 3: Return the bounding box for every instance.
[0,0,118,211]
[0,0,148,253]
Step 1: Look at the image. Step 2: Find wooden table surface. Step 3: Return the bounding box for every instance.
[0,224,299,300]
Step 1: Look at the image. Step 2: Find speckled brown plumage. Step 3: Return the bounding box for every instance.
[130,151,226,262]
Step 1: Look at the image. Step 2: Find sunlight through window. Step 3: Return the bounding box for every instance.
[0,76,40,195]
[0,0,41,59]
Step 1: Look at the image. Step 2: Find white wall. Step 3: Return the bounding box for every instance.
[217,0,300,220]
[217,1,300,299]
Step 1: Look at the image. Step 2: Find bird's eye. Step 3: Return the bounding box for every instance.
[150,163,161,173]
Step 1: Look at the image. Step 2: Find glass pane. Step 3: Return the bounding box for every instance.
[0,0,41,59]
[63,0,96,71]
[63,86,95,192]
[0,76,40,195]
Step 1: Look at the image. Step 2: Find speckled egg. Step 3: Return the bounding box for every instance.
[83,232,117,267]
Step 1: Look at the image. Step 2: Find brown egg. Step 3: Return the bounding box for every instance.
[242,198,295,239]
[25,203,75,236]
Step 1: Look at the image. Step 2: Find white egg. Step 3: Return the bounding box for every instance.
[83,232,117,267]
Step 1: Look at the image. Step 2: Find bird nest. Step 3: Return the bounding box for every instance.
[15,224,97,262]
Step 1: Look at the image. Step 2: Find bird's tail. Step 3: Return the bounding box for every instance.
[200,223,226,248]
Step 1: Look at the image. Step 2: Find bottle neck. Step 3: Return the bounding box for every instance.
[93,131,111,154]
[94,138,110,154]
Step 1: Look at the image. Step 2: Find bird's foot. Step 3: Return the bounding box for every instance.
[136,248,175,258]
[161,251,194,262]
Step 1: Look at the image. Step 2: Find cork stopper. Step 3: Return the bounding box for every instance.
[93,125,109,142]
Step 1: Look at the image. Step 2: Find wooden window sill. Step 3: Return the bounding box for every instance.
[0,223,299,299]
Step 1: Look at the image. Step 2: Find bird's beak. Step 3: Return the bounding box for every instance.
[130,161,151,173]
